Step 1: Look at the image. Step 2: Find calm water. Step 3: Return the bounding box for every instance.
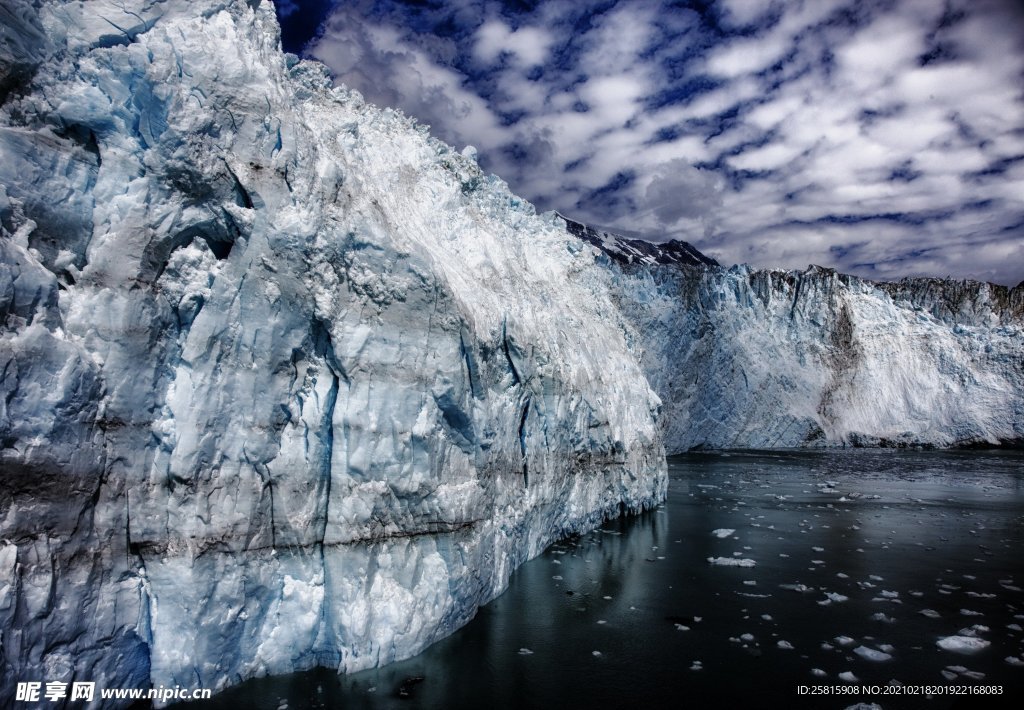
[181,450,1024,709]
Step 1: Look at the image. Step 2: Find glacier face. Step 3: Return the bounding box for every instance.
[0,0,665,701]
[590,235,1024,452]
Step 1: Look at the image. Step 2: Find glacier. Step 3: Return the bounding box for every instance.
[573,217,1024,452]
[0,0,664,702]
[1,0,1022,705]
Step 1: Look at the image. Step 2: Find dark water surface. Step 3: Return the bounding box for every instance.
[182,450,1024,709]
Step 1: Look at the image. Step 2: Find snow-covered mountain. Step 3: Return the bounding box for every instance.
[555,215,1022,452]
[588,234,1024,452]
[560,213,718,269]
[1,0,1022,704]
[0,0,664,702]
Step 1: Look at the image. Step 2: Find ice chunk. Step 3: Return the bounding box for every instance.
[708,557,756,567]
[936,636,991,653]
[853,646,892,662]
[711,529,736,538]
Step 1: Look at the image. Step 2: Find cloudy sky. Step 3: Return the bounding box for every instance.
[276,0,1024,286]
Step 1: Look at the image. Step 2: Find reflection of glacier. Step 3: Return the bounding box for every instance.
[0,0,1021,704]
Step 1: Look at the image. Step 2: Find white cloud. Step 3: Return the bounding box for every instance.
[729,142,803,172]
[705,33,793,77]
[474,20,553,67]
[578,74,647,126]
[719,0,776,28]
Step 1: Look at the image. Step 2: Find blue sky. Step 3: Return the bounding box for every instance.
[276,0,1024,286]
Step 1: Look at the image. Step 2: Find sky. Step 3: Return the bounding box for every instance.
[275,0,1024,286]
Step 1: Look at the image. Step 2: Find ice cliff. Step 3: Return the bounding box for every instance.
[576,218,1024,452]
[0,0,665,702]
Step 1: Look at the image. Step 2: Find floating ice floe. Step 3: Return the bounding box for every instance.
[780,583,812,593]
[708,557,756,567]
[777,640,794,650]
[838,671,859,683]
[959,624,988,636]
[936,636,990,653]
[853,646,892,662]
[711,529,736,538]
[919,609,941,619]
[518,648,534,655]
